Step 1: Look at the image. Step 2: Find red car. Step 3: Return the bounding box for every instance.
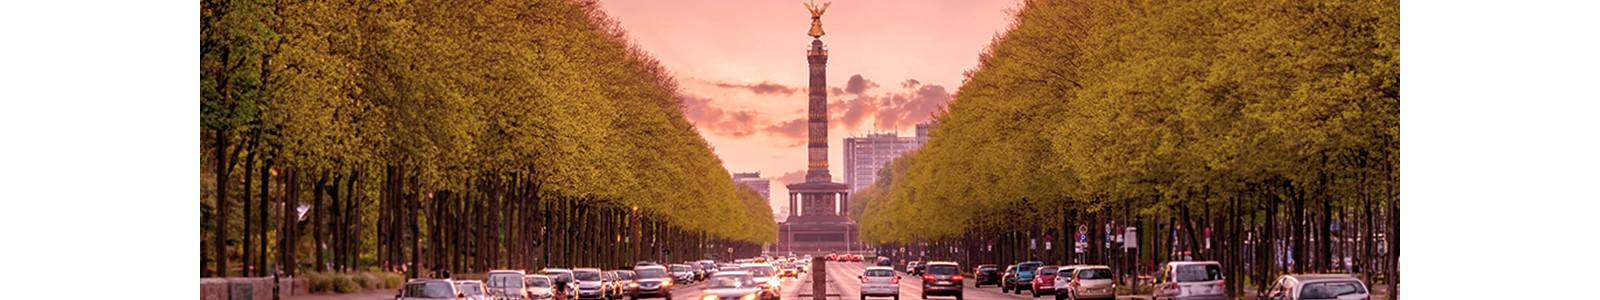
[1031,265,1060,297]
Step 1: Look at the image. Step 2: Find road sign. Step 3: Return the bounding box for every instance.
[1330,220,1340,231]
[1077,225,1088,235]
[1123,227,1138,249]
[1075,232,1087,244]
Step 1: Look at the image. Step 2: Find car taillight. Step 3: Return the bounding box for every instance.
[1217,282,1225,287]
[891,277,900,284]
[923,275,935,281]
[952,275,963,281]
[862,277,870,284]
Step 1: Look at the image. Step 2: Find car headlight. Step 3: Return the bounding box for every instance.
[663,280,673,286]
[629,283,638,287]
[742,294,757,300]
[702,295,718,300]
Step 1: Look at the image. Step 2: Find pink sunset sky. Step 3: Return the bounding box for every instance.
[597,0,1021,217]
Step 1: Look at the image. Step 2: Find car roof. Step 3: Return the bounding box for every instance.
[713,271,752,277]
[573,268,602,272]
[524,274,550,279]
[927,261,959,266]
[635,265,666,270]
[542,268,572,272]
[489,270,527,274]
[1285,274,1361,282]
[407,279,454,284]
[455,280,484,284]
[1072,265,1110,269]
[866,266,894,271]
[1166,261,1220,266]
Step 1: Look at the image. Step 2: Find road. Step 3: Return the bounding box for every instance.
[810,261,1142,300]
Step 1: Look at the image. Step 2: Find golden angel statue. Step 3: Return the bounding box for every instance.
[804,1,831,38]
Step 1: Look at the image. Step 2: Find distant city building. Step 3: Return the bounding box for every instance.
[842,121,932,193]
[732,171,771,203]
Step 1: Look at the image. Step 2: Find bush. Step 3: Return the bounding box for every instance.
[332,274,359,293]
[352,272,377,289]
[306,272,332,292]
[375,271,406,289]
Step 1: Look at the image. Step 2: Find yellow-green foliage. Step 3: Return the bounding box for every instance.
[856,0,1398,242]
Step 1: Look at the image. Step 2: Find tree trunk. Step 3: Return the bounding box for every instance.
[258,158,271,277]
[313,172,327,272]
[212,130,230,277]
[242,147,255,277]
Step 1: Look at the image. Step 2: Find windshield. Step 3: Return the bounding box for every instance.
[526,277,551,287]
[404,282,457,299]
[615,272,633,280]
[927,265,958,275]
[457,283,483,295]
[1040,267,1057,275]
[706,275,758,289]
[1299,281,1366,299]
[574,270,602,281]
[487,274,524,288]
[1077,268,1112,279]
[1175,264,1223,282]
[670,265,688,272]
[1020,263,1041,272]
[636,268,668,279]
[742,266,775,277]
[555,273,574,283]
[979,267,997,273]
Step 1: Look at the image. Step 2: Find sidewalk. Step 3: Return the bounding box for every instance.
[282,289,396,300]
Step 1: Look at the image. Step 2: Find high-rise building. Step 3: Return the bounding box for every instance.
[843,123,931,193]
[731,172,771,201]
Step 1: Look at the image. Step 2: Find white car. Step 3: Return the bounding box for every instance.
[1261,274,1369,300]
[399,279,462,300]
[858,266,900,300]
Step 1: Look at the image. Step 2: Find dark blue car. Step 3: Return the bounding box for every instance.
[1008,261,1044,295]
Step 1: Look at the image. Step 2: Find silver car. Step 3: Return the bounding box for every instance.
[524,275,556,300]
[1062,265,1114,300]
[454,280,488,300]
[1152,261,1226,300]
[857,266,901,300]
[573,268,609,300]
[1261,274,1369,300]
[399,279,462,300]
[486,270,531,300]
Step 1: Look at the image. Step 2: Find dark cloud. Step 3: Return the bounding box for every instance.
[822,83,951,132]
[713,81,801,95]
[774,169,808,185]
[844,74,879,94]
[762,118,809,147]
[901,79,921,88]
[680,94,763,137]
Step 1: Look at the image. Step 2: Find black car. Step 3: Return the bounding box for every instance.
[911,261,928,275]
[920,262,964,299]
[1000,265,1018,292]
[876,257,893,267]
[972,265,1001,287]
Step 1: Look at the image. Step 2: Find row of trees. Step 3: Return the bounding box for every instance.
[852,0,1397,298]
[201,0,776,278]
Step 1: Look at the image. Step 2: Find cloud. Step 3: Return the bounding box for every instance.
[844,74,879,94]
[901,79,921,88]
[680,94,763,137]
[775,169,808,185]
[824,78,951,132]
[762,118,809,147]
[712,81,801,95]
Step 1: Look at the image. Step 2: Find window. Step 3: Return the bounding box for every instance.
[526,277,552,288]
[487,274,524,288]
[743,266,776,277]
[1040,267,1057,275]
[406,282,456,299]
[1297,281,1366,300]
[615,272,633,280]
[927,265,959,275]
[707,275,757,289]
[636,268,668,279]
[1174,264,1223,282]
[864,269,895,277]
[457,283,483,295]
[1019,263,1041,272]
[574,270,601,281]
[1075,268,1112,279]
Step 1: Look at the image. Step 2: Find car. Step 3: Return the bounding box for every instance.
[538,268,578,299]
[523,275,557,300]
[699,260,719,276]
[739,263,782,296]
[973,265,1001,288]
[1001,265,1018,292]
[1031,265,1060,297]
[668,264,696,283]
[571,268,610,300]
[486,270,532,300]
[688,263,707,281]
[1008,261,1044,294]
[858,266,902,300]
[455,280,489,300]
[720,263,742,272]
[1151,261,1225,300]
[1259,274,1369,300]
[1051,265,1080,300]
[700,271,778,300]
[877,257,894,267]
[398,279,464,300]
[631,265,674,299]
[779,262,800,278]
[903,261,921,275]
[1062,265,1115,300]
[607,270,634,299]
[912,261,928,275]
[920,261,964,299]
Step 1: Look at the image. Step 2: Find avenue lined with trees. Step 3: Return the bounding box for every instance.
[851,0,1399,298]
[201,0,776,280]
